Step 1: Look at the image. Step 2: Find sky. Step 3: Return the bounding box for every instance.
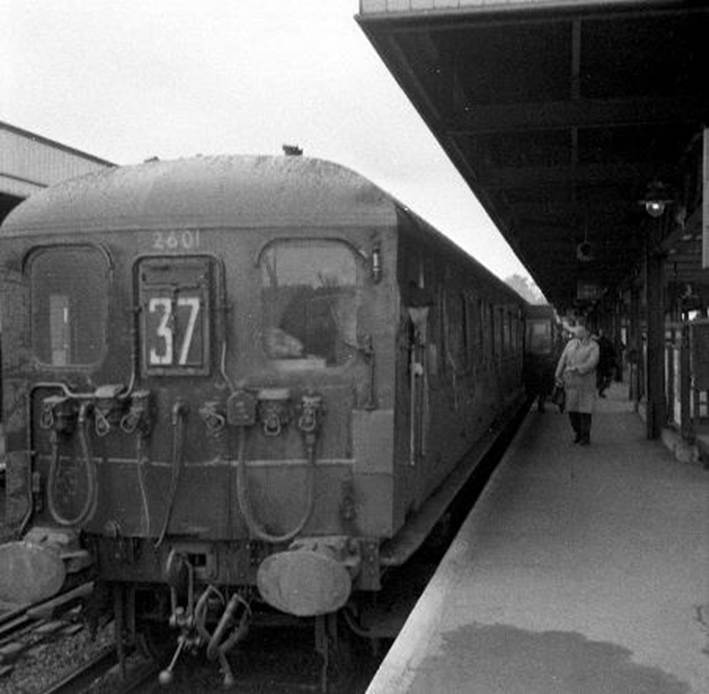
[0,0,530,282]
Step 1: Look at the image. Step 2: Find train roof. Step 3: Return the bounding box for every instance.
[0,154,396,236]
[0,152,525,303]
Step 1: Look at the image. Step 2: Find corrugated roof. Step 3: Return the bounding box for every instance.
[0,121,114,203]
[0,121,114,169]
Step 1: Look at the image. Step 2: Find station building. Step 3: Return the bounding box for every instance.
[0,121,113,431]
[0,121,113,226]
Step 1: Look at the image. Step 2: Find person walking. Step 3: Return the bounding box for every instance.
[555,318,599,445]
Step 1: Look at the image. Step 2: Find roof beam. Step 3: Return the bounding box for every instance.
[667,270,709,285]
[365,3,709,34]
[485,161,672,190]
[445,96,709,135]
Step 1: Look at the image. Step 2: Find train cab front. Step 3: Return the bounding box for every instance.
[1,234,384,687]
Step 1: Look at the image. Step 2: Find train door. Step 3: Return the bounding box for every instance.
[407,304,429,467]
[139,256,213,378]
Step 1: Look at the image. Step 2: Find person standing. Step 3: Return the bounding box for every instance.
[595,329,616,398]
[555,318,600,445]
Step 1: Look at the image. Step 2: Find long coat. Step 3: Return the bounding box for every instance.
[555,336,600,413]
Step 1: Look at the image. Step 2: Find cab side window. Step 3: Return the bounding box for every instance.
[260,240,361,368]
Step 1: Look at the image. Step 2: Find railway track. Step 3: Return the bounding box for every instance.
[0,407,526,694]
[40,644,116,694]
[39,645,160,694]
[0,581,118,693]
[0,581,157,694]
[0,581,93,641]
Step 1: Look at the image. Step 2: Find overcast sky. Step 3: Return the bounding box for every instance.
[1,0,530,281]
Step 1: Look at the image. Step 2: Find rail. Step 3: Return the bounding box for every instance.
[40,645,116,694]
[40,646,159,694]
[0,582,94,684]
[0,582,93,645]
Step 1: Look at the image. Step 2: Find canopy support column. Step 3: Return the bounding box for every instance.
[645,228,666,440]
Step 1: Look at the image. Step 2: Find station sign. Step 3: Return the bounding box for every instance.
[576,280,602,301]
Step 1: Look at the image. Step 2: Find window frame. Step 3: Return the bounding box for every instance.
[26,243,111,369]
[137,255,213,377]
[526,317,553,355]
[256,237,365,371]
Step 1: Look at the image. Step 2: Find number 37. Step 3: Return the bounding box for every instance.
[148,296,201,365]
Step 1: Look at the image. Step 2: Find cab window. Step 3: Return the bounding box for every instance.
[30,246,108,366]
[260,240,361,368]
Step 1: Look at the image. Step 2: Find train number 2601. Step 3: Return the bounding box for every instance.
[152,230,201,251]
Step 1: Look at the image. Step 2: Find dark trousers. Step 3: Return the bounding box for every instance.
[569,412,591,443]
[597,369,612,395]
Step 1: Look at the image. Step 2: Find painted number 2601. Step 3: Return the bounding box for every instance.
[152,230,200,251]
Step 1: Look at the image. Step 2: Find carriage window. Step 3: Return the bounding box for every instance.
[261,240,361,368]
[30,247,108,366]
[474,298,483,353]
[445,291,467,371]
[504,311,512,353]
[488,304,495,359]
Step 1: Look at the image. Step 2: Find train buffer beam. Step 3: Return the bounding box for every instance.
[22,526,92,573]
[0,526,92,605]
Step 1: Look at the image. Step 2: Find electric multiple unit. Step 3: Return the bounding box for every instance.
[0,155,526,683]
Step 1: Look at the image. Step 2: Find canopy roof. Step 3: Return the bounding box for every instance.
[358,0,709,309]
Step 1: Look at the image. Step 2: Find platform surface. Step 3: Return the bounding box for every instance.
[367,384,709,694]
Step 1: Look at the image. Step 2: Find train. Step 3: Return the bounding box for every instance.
[0,154,530,685]
[523,303,562,411]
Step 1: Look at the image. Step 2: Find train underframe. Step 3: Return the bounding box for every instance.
[2,387,526,689]
[98,534,373,689]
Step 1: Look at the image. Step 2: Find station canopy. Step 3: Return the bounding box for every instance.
[357,0,709,310]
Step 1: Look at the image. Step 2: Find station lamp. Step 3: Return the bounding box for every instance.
[640,181,672,218]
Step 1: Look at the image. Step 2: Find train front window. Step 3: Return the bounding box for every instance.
[260,240,361,368]
[30,246,108,366]
[138,257,211,376]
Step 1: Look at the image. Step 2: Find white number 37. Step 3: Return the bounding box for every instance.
[148,296,201,365]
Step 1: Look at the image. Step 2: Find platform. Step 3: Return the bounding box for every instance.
[367,384,709,694]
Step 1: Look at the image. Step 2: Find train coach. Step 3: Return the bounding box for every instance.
[0,154,526,683]
[523,303,562,411]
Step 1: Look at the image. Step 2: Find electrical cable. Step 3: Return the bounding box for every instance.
[234,426,316,544]
[136,435,152,537]
[46,406,98,527]
[154,403,187,548]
